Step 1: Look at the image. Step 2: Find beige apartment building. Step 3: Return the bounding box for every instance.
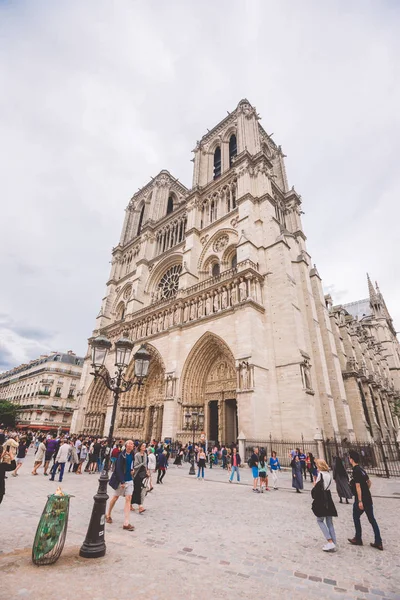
[72,99,400,445]
[0,351,84,432]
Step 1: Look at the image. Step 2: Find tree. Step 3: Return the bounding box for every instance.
[0,400,18,428]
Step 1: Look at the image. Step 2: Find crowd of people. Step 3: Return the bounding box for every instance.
[0,427,384,552]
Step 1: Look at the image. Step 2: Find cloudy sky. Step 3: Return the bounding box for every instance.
[1,0,399,371]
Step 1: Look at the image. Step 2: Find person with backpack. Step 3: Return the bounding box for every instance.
[249,447,260,493]
[348,450,383,550]
[311,459,338,552]
[228,447,241,483]
[258,453,269,492]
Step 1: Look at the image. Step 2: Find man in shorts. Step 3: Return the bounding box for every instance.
[106,439,135,531]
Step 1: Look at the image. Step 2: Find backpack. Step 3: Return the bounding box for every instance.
[247,457,253,468]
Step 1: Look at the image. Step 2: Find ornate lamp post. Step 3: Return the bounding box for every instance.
[185,409,205,475]
[79,332,151,559]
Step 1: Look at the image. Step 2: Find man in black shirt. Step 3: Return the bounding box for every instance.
[348,450,383,550]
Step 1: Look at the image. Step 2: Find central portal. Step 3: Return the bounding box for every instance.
[180,333,238,446]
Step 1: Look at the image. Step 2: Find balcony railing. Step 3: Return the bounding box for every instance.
[38,390,51,396]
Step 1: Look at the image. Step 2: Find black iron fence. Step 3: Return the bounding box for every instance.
[244,439,319,468]
[324,440,400,478]
[243,438,400,478]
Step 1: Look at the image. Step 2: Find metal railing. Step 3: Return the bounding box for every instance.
[323,440,400,478]
[244,439,319,467]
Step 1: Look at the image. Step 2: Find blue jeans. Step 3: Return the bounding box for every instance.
[353,501,382,544]
[229,466,240,482]
[317,516,336,543]
[197,466,204,478]
[50,462,65,481]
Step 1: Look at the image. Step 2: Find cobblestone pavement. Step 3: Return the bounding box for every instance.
[1,450,400,600]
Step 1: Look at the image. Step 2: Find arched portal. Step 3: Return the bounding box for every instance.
[82,372,111,435]
[114,344,165,441]
[180,333,237,445]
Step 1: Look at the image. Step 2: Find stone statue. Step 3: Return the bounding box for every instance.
[198,297,204,318]
[163,311,169,329]
[239,279,247,302]
[190,300,197,320]
[146,319,152,336]
[158,313,164,332]
[174,306,180,325]
[205,294,212,315]
[221,288,228,309]
[240,361,249,389]
[213,292,219,313]
[183,302,189,322]
[168,309,174,328]
[230,284,237,305]
[152,317,158,334]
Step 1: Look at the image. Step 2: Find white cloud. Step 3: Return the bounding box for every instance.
[1,0,400,369]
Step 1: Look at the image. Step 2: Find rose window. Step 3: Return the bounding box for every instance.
[158,265,182,299]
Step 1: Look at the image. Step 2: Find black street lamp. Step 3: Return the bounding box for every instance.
[79,332,151,559]
[184,409,205,475]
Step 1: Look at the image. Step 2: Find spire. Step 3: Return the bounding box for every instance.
[367,273,378,303]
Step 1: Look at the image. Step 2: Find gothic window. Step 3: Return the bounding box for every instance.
[166,195,174,215]
[137,205,145,236]
[231,253,237,269]
[213,147,221,180]
[116,302,125,321]
[157,264,182,300]
[212,262,220,277]
[229,134,237,167]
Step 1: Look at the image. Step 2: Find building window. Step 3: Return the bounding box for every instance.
[229,134,237,167]
[166,196,174,215]
[213,147,221,180]
[231,254,237,269]
[137,204,145,236]
[55,387,61,397]
[157,264,182,300]
[68,389,75,399]
[212,262,220,277]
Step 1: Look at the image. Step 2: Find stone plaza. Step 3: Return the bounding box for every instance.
[1,448,400,600]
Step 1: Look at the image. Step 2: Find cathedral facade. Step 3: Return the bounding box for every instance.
[71,99,400,445]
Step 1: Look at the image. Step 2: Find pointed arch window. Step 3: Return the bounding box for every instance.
[229,134,237,167]
[212,262,220,277]
[231,253,237,269]
[213,146,221,180]
[137,205,145,236]
[166,195,174,215]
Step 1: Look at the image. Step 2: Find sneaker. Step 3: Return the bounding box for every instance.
[348,538,363,546]
[265,487,270,491]
[370,542,384,551]
[322,542,336,552]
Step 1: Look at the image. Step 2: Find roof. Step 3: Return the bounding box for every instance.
[0,351,84,380]
[342,299,372,321]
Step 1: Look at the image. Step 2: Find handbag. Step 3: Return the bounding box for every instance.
[108,471,119,490]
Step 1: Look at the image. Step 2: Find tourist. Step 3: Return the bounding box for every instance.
[221,446,228,469]
[197,447,206,480]
[258,453,269,492]
[208,448,215,469]
[106,439,135,531]
[296,447,307,479]
[156,450,167,484]
[0,447,16,505]
[131,442,148,514]
[250,447,260,493]
[269,451,281,490]
[173,446,183,467]
[73,436,82,473]
[229,447,241,483]
[147,447,156,491]
[77,440,88,474]
[44,434,59,476]
[291,454,303,493]
[89,438,101,473]
[32,436,46,475]
[348,450,383,550]
[49,438,69,482]
[306,452,318,483]
[311,459,338,552]
[68,441,79,472]
[332,456,352,504]
[12,436,28,477]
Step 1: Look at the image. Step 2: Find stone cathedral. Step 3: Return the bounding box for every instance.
[72,99,400,445]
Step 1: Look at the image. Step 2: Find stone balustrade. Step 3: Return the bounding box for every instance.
[106,262,264,342]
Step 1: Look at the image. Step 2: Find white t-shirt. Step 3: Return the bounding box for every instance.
[316,471,332,490]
